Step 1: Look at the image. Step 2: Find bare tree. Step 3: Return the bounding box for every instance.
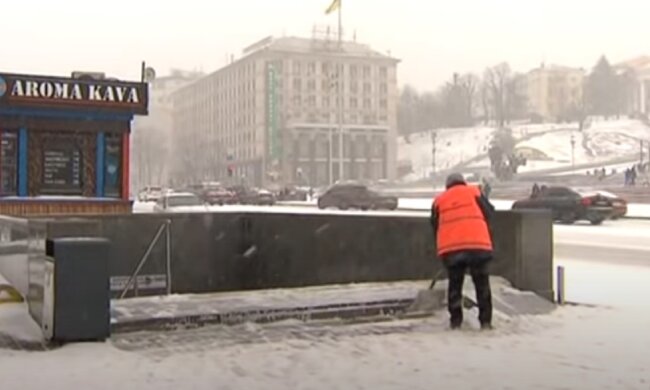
[459,73,480,121]
[484,63,512,127]
[480,80,492,124]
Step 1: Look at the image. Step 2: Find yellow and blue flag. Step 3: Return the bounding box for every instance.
[325,0,341,14]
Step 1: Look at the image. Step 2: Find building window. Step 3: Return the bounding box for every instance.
[307,62,316,75]
[0,131,18,196]
[322,62,330,75]
[307,80,316,91]
[293,78,302,91]
[350,65,358,79]
[379,98,387,108]
[104,133,122,198]
[363,66,371,78]
[363,82,371,93]
[293,61,302,75]
[322,96,330,108]
[40,133,83,195]
[379,66,387,78]
[380,83,388,94]
[363,98,371,109]
[350,82,358,94]
[307,96,316,107]
[350,97,358,108]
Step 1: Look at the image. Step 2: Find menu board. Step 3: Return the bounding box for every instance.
[42,145,82,194]
[0,132,18,195]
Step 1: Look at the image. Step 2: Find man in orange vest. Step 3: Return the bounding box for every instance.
[431,173,495,330]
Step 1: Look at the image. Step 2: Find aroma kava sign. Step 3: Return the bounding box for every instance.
[0,73,148,113]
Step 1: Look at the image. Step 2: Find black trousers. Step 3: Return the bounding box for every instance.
[443,256,492,326]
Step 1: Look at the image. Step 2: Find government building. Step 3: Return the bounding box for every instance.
[171,34,399,187]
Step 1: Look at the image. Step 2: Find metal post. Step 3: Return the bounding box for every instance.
[431,130,437,178]
[556,266,565,305]
[637,139,641,165]
[337,2,344,182]
[327,62,334,186]
[119,223,167,299]
[165,219,172,295]
[570,134,576,167]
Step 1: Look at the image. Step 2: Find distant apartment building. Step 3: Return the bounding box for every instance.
[171,35,400,187]
[132,69,203,191]
[615,56,650,117]
[525,64,585,121]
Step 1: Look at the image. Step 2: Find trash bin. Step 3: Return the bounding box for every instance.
[44,237,111,342]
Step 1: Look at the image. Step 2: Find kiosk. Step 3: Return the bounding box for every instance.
[0,72,148,215]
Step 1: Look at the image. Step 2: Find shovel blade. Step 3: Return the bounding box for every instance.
[408,289,445,313]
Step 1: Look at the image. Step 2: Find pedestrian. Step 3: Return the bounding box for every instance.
[431,173,495,330]
[531,183,540,198]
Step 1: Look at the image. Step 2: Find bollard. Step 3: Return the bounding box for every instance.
[556,266,565,305]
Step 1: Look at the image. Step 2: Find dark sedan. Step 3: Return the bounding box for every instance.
[317,184,398,211]
[228,186,276,206]
[512,186,613,225]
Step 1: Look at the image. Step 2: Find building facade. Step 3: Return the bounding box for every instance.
[616,56,650,117]
[131,69,203,192]
[525,65,585,121]
[171,35,399,187]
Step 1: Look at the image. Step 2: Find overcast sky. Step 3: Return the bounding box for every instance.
[3,0,649,90]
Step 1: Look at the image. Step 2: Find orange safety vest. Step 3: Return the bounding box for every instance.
[434,184,493,257]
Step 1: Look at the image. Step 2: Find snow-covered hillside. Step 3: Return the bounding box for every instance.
[398,126,494,181]
[399,119,650,180]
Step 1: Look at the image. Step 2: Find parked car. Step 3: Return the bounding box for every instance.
[138,186,163,202]
[317,184,398,211]
[276,185,309,201]
[153,192,206,212]
[595,190,627,219]
[201,186,236,205]
[511,186,613,225]
[185,182,235,204]
[228,186,276,206]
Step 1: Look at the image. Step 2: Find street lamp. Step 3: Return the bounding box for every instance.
[430,130,437,178]
[570,133,576,167]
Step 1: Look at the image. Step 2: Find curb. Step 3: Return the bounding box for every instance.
[111,298,418,334]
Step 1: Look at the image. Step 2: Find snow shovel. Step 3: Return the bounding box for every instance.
[407,267,446,313]
[408,267,478,313]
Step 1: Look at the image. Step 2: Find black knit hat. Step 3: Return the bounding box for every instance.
[445,173,466,189]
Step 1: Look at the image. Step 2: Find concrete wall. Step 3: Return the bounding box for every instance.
[0,210,554,300]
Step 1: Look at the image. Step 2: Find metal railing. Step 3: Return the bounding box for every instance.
[119,219,172,299]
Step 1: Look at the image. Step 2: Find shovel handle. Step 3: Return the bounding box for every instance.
[429,267,445,289]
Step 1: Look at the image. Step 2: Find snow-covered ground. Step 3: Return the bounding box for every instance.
[399,126,494,181]
[1,257,650,389]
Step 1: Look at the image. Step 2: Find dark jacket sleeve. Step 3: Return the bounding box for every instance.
[430,202,439,237]
[476,193,495,222]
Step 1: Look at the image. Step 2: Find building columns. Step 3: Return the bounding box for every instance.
[17,127,28,197]
[122,132,130,200]
[95,132,105,197]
